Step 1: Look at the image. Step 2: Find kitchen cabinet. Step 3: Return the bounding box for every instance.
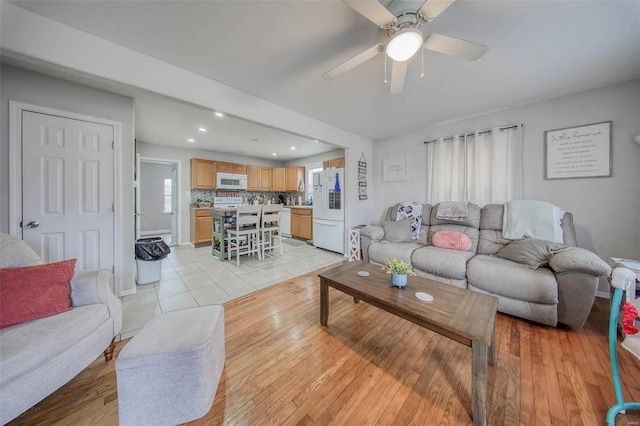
[285,166,305,192]
[247,166,272,191]
[291,207,312,241]
[216,161,246,174]
[259,167,271,190]
[246,165,260,190]
[272,167,286,191]
[191,159,216,189]
[323,157,345,170]
[191,209,213,247]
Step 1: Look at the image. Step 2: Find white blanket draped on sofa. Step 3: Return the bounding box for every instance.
[503,200,564,243]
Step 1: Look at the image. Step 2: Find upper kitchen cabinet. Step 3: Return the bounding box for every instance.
[191,159,215,189]
[323,157,345,170]
[216,161,246,174]
[272,167,286,191]
[247,165,272,191]
[285,166,305,192]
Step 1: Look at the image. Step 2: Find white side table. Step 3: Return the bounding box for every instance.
[348,227,362,262]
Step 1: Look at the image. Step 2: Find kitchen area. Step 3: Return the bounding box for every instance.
[190,156,345,257]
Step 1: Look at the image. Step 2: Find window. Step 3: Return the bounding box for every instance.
[163,179,172,213]
[307,165,323,200]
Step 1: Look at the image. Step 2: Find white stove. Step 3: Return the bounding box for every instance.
[213,196,243,209]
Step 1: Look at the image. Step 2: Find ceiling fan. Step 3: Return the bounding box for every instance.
[323,0,489,94]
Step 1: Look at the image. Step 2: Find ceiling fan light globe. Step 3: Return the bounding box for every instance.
[386,28,424,62]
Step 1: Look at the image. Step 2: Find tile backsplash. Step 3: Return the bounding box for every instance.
[192,190,307,206]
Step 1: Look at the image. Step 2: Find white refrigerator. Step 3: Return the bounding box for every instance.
[313,169,345,254]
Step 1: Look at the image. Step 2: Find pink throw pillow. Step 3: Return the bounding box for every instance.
[432,231,472,251]
[0,259,76,328]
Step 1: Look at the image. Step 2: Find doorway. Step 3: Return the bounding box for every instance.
[136,157,181,246]
[9,101,122,292]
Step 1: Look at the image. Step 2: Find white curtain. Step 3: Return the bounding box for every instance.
[427,125,522,206]
[427,134,466,204]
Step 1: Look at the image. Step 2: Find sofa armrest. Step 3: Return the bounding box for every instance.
[360,225,384,242]
[548,247,611,277]
[70,269,123,336]
[359,226,384,263]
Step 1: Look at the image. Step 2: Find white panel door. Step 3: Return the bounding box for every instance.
[22,111,114,271]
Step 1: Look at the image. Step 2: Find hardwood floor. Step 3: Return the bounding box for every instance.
[10,264,640,425]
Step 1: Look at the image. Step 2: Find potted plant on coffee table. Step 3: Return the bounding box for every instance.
[382,258,416,288]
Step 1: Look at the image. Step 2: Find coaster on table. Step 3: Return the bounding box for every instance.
[415,292,433,302]
[357,271,370,277]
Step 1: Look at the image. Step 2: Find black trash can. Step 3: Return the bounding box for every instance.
[135,237,170,284]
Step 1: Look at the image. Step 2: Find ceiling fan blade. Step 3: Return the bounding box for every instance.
[423,33,489,61]
[418,0,456,22]
[343,0,396,27]
[389,60,408,95]
[323,44,384,81]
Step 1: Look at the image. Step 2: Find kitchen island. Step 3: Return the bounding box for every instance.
[209,207,237,261]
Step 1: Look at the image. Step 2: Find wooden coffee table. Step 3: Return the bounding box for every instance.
[318,261,498,426]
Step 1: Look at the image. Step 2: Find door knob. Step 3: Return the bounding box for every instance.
[25,221,39,229]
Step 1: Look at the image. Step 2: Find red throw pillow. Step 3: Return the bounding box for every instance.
[0,259,76,329]
[432,231,472,251]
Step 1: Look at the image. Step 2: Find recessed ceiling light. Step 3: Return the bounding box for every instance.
[214,112,224,117]
[198,127,207,132]
[290,146,296,150]
[271,153,277,156]
[187,138,195,142]
[314,139,319,143]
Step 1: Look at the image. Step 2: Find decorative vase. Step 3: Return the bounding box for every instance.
[391,273,407,288]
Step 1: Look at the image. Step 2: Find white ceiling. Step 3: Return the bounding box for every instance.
[8,0,640,150]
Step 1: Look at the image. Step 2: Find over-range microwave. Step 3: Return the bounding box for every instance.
[216,172,247,190]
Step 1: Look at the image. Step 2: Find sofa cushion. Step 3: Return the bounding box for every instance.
[381,219,413,243]
[411,246,475,280]
[0,233,42,268]
[467,254,558,304]
[495,239,566,269]
[0,303,109,387]
[432,231,472,251]
[369,241,423,266]
[0,259,76,329]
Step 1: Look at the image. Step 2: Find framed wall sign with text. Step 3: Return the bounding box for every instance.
[383,154,408,182]
[544,121,612,179]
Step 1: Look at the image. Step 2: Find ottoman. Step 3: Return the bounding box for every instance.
[116,305,225,426]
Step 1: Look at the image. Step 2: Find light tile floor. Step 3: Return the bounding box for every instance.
[121,239,344,340]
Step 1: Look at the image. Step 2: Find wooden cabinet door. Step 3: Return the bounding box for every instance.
[291,208,312,240]
[191,159,215,189]
[259,167,271,190]
[272,168,286,191]
[231,163,246,173]
[194,210,212,245]
[285,166,305,191]
[215,161,231,173]
[246,165,260,190]
[323,158,344,170]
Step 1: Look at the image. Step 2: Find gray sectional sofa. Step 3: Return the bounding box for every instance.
[360,203,611,328]
[0,233,122,424]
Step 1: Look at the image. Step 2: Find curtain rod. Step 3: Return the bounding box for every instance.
[423,124,522,144]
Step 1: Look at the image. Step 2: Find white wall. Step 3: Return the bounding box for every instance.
[373,79,640,293]
[140,162,172,233]
[0,64,136,295]
[0,1,375,238]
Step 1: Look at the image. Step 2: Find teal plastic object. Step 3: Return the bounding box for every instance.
[606,287,640,425]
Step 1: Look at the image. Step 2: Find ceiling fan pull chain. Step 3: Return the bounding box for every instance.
[384,55,388,84]
[421,47,425,79]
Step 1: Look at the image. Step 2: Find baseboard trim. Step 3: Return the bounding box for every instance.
[141,229,171,236]
[596,290,610,299]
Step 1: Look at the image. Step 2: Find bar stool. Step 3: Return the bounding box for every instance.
[260,204,283,260]
[226,205,262,266]
[606,267,640,425]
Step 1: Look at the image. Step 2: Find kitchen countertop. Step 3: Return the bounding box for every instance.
[288,205,313,209]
